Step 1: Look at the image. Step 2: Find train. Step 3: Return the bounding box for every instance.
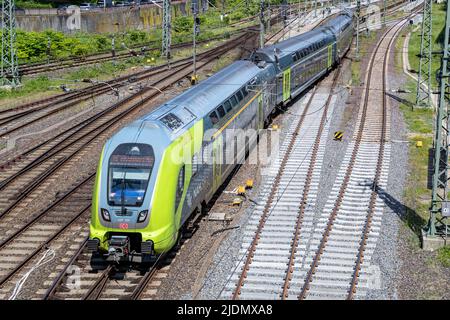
[87,11,354,263]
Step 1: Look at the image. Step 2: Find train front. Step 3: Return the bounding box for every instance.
[87,120,175,263]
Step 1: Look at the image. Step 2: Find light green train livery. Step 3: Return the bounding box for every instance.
[90,120,204,254]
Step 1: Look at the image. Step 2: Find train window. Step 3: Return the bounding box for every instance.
[230,95,238,108]
[107,143,155,207]
[223,101,232,112]
[209,111,219,125]
[242,86,248,97]
[292,53,297,61]
[217,105,226,118]
[175,165,185,213]
[236,90,243,101]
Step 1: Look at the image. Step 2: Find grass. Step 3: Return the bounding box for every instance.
[394,4,448,245]
[351,28,378,86]
[408,3,447,91]
[437,246,450,267]
[0,56,145,103]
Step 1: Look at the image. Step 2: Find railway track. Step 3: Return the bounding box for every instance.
[221,10,415,301]
[0,32,255,136]
[0,33,257,299]
[296,14,406,301]
[0,31,252,164]
[40,243,176,300]
[221,66,341,299]
[18,32,245,76]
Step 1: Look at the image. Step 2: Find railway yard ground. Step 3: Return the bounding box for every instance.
[0,0,449,302]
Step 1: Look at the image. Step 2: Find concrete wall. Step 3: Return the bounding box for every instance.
[15,1,209,34]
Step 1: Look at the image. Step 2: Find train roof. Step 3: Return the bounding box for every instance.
[321,12,353,34]
[252,27,334,67]
[141,60,263,128]
[108,60,265,144]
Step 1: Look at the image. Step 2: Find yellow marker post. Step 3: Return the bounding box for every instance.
[233,198,243,206]
[246,179,254,189]
[237,185,246,195]
[416,140,423,148]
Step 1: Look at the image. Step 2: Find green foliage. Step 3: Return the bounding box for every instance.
[408,3,446,90]
[437,246,450,268]
[15,0,52,9]
[173,16,194,33]
[14,0,96,8]
[13,28,158,63]
[12,0,258,64]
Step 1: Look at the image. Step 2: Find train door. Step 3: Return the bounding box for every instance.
[328,44,333,68]
[212,135,223,192]
[282,68,291,102]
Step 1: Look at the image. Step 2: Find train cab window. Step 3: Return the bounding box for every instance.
[217,106,226,118]
[107,143,155,207]
[175,165,185,213]
[209,111,219,125]
[236,90,243,102]
[230,95,238,108]
[223,101,232,112]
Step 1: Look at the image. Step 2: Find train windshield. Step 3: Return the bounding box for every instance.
[107,143,155,207]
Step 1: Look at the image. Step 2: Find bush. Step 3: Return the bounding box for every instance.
[173,16,193,33]
[73,44,90,57]
[95,36,110,51]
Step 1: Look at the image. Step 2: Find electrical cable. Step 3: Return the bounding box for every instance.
[9,248,56,300]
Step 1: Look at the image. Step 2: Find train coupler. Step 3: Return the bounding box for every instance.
[106,236,130,262]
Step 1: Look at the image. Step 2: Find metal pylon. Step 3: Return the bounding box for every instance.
[259,0,265,49]
[355,0,360,61]
[162,0,171,59]
[1,0,20,87]
[428,1,450,238]
[415,0,433,107]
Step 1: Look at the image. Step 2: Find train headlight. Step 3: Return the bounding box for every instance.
[101,208,111,221]
[137,210,148,223]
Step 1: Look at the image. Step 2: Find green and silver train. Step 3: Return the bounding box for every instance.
[88,12,354,262]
